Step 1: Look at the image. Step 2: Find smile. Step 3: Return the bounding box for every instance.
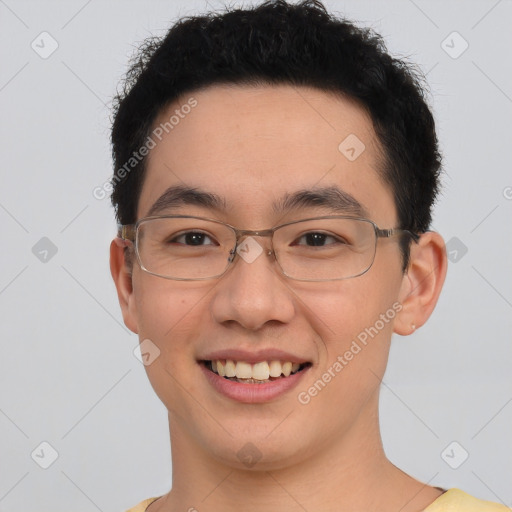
[203,359,311,383]
[199,359,312,403]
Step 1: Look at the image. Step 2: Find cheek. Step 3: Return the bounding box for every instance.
[132,275,209,402]
[133,272,210,340]
[300,270,401,401]
[299,269,399,346]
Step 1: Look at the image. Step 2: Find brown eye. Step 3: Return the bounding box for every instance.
[292,232,344,247]
[167,231,217,246]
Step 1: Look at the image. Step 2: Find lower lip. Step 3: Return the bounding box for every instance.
[200,363,310,403]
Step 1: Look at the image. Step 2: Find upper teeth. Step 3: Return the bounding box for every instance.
[210,360,302,380]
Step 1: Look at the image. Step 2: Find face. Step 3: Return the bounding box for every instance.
[117,84,411,469]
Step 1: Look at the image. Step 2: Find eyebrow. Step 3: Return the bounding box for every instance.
[145,184,368,218]
[274,186,368,217]
[146,185,228,217]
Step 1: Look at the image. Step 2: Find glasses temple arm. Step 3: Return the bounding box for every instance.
[116,224,136,244]
[376,228,420,243]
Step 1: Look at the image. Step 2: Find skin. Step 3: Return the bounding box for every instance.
[110,84,447,512]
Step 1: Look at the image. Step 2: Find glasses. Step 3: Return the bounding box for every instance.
[117,215,419,282]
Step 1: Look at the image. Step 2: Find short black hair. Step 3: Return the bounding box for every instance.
[110,0,442,270]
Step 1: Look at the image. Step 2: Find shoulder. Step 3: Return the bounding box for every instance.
[425,488,511,512]
[124,497,161,512]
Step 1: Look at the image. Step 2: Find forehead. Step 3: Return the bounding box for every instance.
[138,83,396,226]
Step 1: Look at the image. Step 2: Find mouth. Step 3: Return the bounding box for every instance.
[200,359,312,384]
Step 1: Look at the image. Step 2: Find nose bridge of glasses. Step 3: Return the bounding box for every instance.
[229,227,276,260]
[235,227,274,243]
[235,227,274,237]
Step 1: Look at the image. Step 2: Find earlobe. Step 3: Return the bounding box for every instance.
[394,231,447,336]
[110,239,139,334]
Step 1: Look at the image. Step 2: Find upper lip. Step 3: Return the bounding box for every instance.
[199,348,311,365]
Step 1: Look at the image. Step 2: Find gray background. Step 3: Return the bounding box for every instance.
[0,0,511,510]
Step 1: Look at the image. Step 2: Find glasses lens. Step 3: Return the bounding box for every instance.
[274,217,377,280]
[136,217,235,279]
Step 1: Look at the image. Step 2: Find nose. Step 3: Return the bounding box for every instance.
[209,235,295,332]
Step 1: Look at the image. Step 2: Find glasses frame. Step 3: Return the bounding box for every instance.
[117,214,420,282]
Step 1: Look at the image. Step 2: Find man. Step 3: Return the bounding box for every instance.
[109,1,508,510]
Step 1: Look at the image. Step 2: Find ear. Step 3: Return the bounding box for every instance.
[394,231,447,336]
[110,238,139,334]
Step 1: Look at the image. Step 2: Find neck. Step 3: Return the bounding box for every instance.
[152,390,442,512]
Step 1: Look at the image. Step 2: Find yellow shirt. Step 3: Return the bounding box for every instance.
[125,488,511,511]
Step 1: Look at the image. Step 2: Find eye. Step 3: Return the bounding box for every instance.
[167,231,218,246]
[292,232,345,247]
